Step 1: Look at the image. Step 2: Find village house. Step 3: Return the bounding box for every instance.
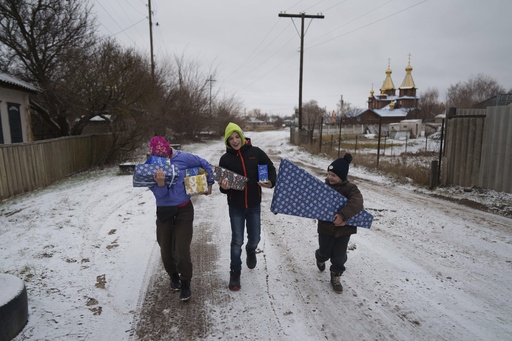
[0,72,39,144]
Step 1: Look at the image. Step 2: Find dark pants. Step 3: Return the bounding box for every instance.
[315,233,351,275]
[155,201,194,280]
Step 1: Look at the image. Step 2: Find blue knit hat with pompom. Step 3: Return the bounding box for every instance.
[328,153,353,181]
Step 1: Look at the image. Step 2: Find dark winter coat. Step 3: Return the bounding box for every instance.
[317,180,364,237]
[219,138,276,209]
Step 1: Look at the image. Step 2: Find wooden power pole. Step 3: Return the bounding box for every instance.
[206,75,216,116]
[148,0,155,78]
[278,12,324,130]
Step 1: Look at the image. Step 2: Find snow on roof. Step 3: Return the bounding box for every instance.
[247,117,265,123]
[372,106,409,118]
[395,95,418,100]
[89,115,111,122]
[0,72,40,92]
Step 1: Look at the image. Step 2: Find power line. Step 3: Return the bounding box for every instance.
[309,0,429,49]
[94,0,146,46]
[279,12,325,130]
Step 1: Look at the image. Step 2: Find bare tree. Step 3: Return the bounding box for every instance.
[302,99,324,130]
[446,74,506,108]
[0,0,96,137]
[213,94,244,136]
[270,114,285,128]
[415,87,445,120]
[159,55,215,141]
[70,40,159,133]
[72,40,164,161]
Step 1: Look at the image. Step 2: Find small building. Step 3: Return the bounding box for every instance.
[358,104,410,125]
[0,73,39,144]
[244,117,266,130]
[399,119,424,138]
[81,115,112,134]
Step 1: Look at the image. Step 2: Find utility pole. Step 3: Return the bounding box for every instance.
[148,0,155,78]
[206,75,216,116]
[278,12,324,131]
[338,94,343,158]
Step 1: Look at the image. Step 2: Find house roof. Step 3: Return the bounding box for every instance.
[0,72,40,93]
[473,94,512,108]
[246,117,264,123]
[372,107,409,118]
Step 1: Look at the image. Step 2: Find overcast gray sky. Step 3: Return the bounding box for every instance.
[93,0,512,116]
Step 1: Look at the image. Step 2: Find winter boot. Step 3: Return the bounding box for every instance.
[316,260,325,272]
[180,280,191,301]
[228,270,241,291]
[170,273,181,292]
[246,250,257,269]
[330,272,343,294]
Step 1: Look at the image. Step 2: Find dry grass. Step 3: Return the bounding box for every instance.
[302,140,437,188]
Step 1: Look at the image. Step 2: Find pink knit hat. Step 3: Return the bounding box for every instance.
[149,136,171,157]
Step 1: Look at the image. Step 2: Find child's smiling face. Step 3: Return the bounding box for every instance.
[228,132,243,150]
[327,171,342,185]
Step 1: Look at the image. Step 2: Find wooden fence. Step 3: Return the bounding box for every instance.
[442,105,512,193]
[0,134,113,200]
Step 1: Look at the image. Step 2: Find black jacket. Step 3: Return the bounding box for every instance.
[219,138,276,209]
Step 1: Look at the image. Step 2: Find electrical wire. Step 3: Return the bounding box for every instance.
[309,0,429,49]
[93,0,431,113]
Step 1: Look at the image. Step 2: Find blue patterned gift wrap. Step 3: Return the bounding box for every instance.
[133,163,179,187]
[270,158,373,228]
[185,167,201,177]
[145,155,170,165]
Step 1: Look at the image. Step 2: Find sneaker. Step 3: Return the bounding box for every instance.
[180,280,191,301]
[228,270,241,291]
[330,272,343,294]
[170,273,181,291]
[246,251,257,269]
[316,260,325,272]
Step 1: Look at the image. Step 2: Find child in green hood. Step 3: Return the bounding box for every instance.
[219,122,276,291]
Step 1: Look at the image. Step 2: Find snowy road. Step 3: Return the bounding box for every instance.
[134,130,512,341]
[2,129,510,341]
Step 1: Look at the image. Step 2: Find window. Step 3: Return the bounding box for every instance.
[8,102,22,143]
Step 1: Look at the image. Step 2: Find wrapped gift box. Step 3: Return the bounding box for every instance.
[184,174,209,195]
[212,165,249,190]
[258,164,269,183]
[270,158,373,228]
[133,163,179,187]
[146,155,170,166]
[185,167,201,176]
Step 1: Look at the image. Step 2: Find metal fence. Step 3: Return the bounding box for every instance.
[442,106,511,193]
[0,134,113,200]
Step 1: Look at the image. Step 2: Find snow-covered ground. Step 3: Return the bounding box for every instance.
[1,129,511,340]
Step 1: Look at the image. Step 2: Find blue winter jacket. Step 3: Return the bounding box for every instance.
[150,149,214,206]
